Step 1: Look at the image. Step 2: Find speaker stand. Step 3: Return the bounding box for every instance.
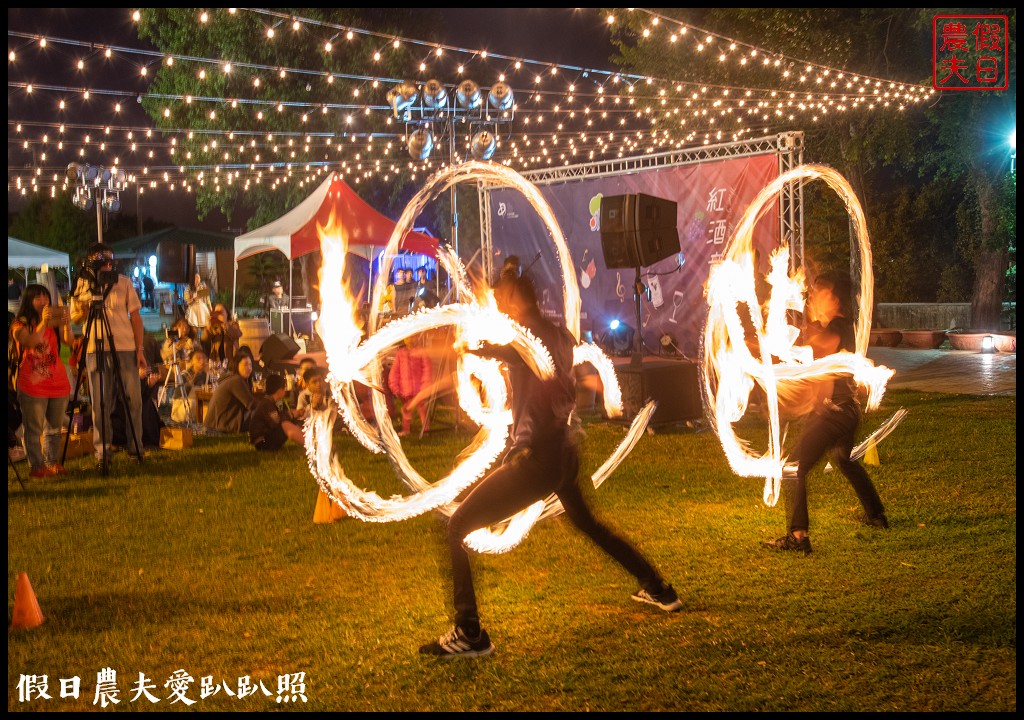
[630,266,646,368]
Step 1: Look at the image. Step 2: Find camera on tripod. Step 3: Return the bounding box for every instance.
[165,327,179,341]
[77,245,119,297]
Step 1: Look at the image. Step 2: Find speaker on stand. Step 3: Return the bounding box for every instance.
[599,194,680,366]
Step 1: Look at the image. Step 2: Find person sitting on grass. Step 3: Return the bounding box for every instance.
[248,373,305,451]
[290,357,318,409]
[203,352,256,434]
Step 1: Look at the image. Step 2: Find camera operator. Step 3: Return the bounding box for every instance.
[69,242,148,468]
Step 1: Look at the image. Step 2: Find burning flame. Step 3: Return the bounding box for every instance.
[305,161,653,554]
[701,164,897,506]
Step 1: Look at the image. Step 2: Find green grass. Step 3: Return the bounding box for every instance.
[7,390,1016,711]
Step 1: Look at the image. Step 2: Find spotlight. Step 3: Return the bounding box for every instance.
[470,129,496,160]
[598,319,634,356]
[82,164,99,183]
[408,127,434,160]
[487,81,514,111]
[101,195,121,213]
[982,335,995,353]
[456,79,482,110]
[387,80,418,118]
[66,162,83,182]
[423,79,448,110]
[72,187,93,210]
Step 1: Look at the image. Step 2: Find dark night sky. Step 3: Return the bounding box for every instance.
[8,9,618,232]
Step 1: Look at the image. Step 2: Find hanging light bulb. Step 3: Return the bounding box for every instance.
[471,129,496,160]
[408,127,434,160]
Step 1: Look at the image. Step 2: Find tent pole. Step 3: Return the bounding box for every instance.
[288,262,294,336]
[231,260,238,321]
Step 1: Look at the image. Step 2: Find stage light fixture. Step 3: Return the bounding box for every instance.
[423,79,448,110]
[101,194,121,212]
[456,79,482,110]
[598,318,635,357]
[487,81,514,112]
[388,80,418,118]
[470,129,496,160]
[408,127,434,160]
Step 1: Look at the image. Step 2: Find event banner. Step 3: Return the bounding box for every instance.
[487,153,780,358]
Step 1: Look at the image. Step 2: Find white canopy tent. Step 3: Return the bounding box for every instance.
[8,237,72,272]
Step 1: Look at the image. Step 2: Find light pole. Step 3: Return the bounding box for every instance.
[66,163,127,244]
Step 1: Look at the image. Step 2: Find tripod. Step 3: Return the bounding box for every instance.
[162,347,195,423]
[64,283,144,476]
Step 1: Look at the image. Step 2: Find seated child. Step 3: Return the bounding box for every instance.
[248,373,305,451]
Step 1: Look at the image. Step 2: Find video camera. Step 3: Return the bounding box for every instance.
[76,244,119,297]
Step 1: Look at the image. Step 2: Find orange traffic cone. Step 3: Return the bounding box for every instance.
[11,572,44,630]
[313,489,348,524]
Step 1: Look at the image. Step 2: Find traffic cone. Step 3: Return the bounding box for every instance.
[864,438,880,466]
[11,572,44,630]
[313,489,348,523]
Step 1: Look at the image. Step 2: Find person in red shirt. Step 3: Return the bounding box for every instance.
[11,284,75,477]
[388,336,433,437]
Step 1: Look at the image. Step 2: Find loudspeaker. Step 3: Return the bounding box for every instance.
[156,242,196,284]
[260,333,300,366]
[599,194,680,269]
[614,359,702,427]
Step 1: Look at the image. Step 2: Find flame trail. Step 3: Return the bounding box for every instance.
[306,162,650,553]
[700,165,899,506]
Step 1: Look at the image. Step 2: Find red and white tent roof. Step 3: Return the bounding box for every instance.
[233,172,438,262]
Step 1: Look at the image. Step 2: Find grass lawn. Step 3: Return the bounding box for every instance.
[7,389,1016,711]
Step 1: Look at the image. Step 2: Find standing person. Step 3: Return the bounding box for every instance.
[411,266,439,311]
[69,243,148,470]
[764,270,889,556]
[388,336,433,437]
[203,351,256,434]
[185,272,213,341]
[419,272,682,659]
[141,273,155,310]
[265,280,289,312]
[248,373,305,451]
[11,284,75,477]
[202,303,237,366]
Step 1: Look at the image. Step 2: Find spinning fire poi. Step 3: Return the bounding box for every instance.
[700,164,906,508]
[303,161,656,554]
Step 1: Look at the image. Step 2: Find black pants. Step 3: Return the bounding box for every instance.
[785,400,885,533]
[447,436,664,628]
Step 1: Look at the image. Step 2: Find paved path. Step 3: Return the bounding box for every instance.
[866,346,1016,397]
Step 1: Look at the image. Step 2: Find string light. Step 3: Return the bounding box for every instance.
[8,10,933,195]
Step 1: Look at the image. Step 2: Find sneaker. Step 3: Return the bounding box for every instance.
[47,463,67,476]
[29,467,53,479]
[418,625,495,658]
[857,513,889,529]
[631,584,683,612]
[763,532,812,555]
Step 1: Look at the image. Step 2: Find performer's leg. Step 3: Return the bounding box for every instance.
[447,451,554,631]
[554,442,664,591]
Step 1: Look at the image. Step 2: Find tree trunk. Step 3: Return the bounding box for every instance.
[970,175,1008,331]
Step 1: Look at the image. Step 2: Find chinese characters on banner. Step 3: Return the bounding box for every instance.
[16,669,309,706]
[933,15,1010,91]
